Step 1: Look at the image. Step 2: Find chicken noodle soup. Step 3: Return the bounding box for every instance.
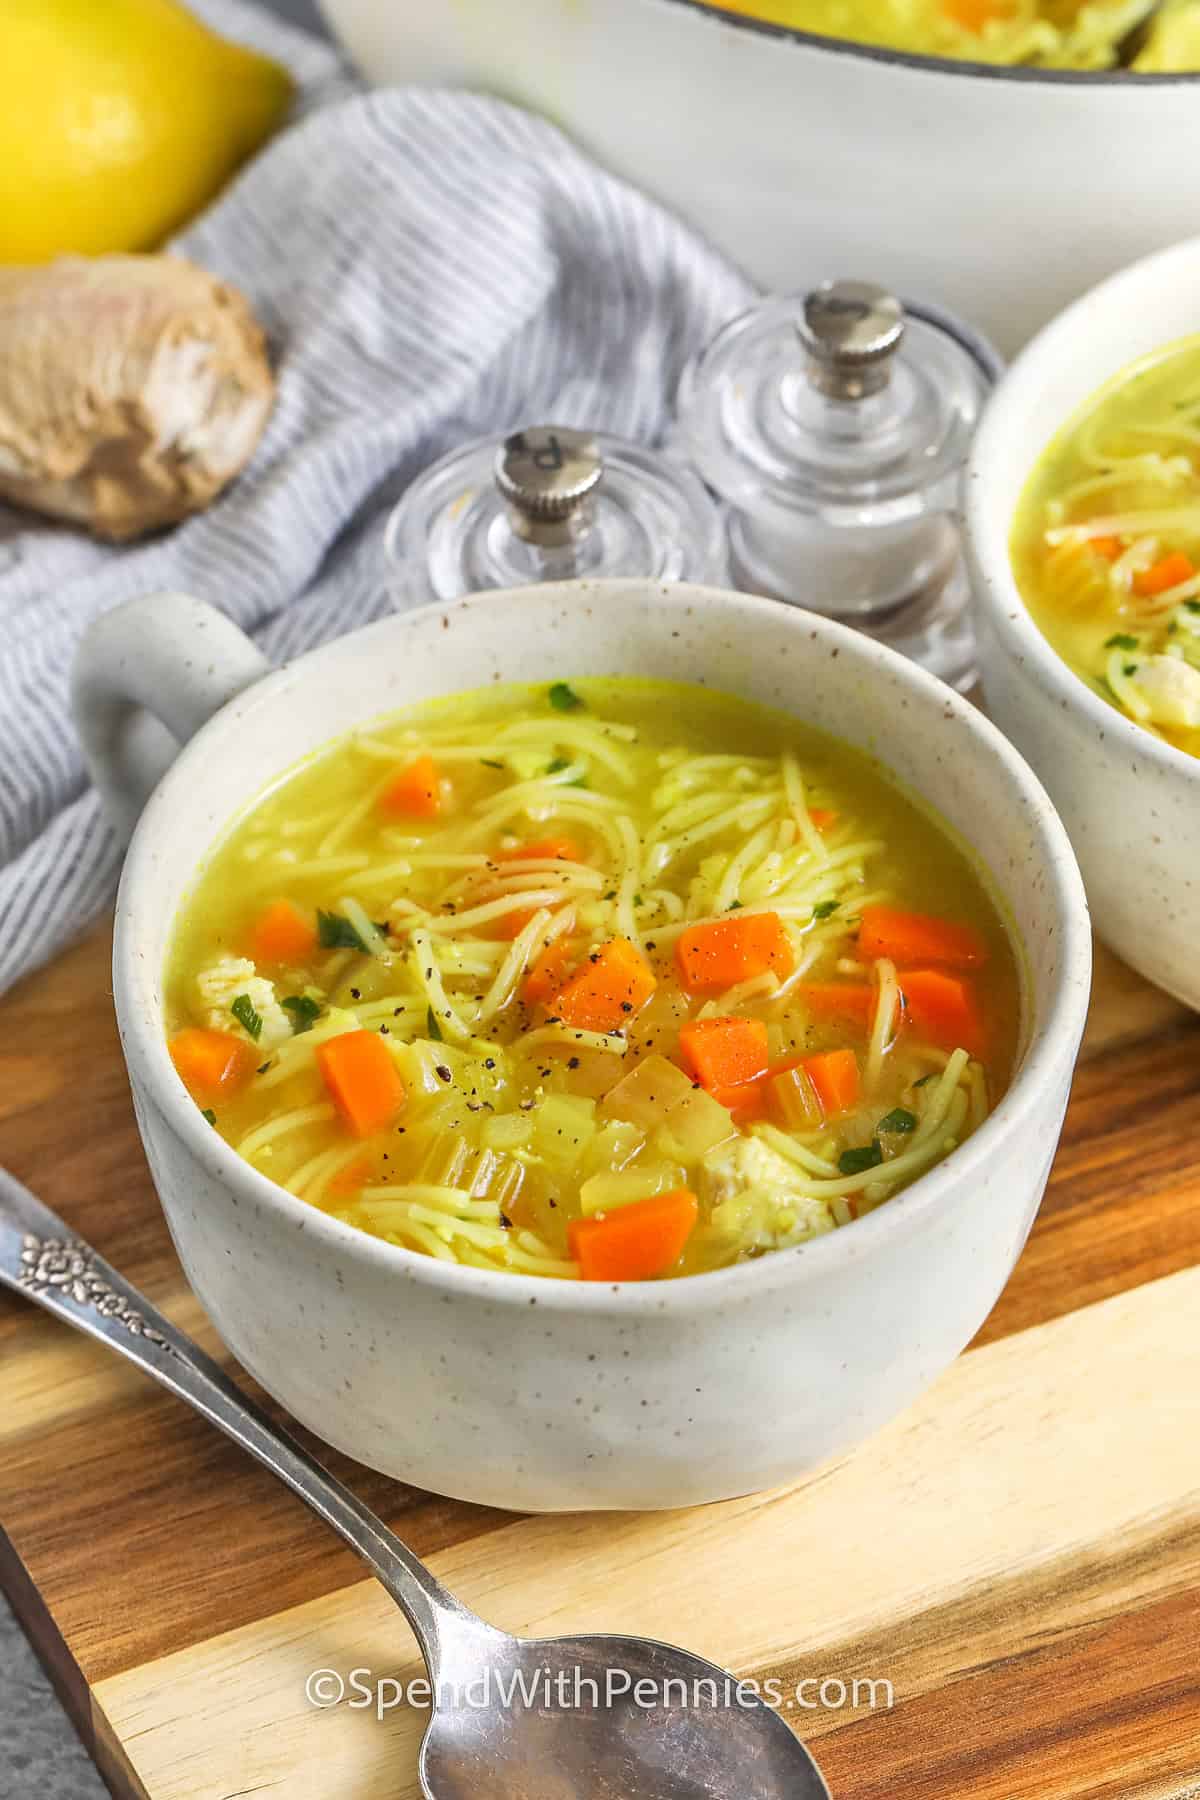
[703,0,1200,70]
[1012,335,1200,760]
[166,680,1019,1282]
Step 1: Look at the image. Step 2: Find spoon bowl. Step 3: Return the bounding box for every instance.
[0,1167,829,1800]
[418,1630,831,1799]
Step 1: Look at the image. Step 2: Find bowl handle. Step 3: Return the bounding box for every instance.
[72,593,270,842]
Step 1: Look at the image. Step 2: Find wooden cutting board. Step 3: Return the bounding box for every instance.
[3,918,1200,1800]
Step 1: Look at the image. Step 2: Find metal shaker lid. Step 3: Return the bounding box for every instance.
[797,281,905,400]
[383,423,727,604]
[674,282,1001,524]
[494,427,604,547]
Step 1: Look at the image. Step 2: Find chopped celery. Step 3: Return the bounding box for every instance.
[481,1113,534,1154]
[579,1118,646,1182]
[766,1065,821,1131]
[579,1162,687,1216]
[605,1052,736,1160]
[625,985,692,1057]
[602,1054,697,1129]
[419,1132,472,1187]
[530,1093,597,1177]
[655,1083,737,1162]
[402,1038,509,1107]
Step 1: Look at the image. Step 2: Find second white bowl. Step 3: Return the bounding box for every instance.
[966,237,1200,1013]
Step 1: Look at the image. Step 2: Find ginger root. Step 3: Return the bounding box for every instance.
[0,254,275,541]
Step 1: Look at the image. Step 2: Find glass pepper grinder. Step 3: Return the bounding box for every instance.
[673,280,1003,691]
[383,423,727,605]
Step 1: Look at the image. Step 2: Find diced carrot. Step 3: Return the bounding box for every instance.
[552,938,657,1033]
[795,982,875,1027]
[710,1080,769,1123]
[329,1154,373,1197]
[379,753,441,818]
[250,898,316,966]
[569,1188,699,1282]
[679,1016,770,1092]
[675,912,794,995]
[899,969,986,1058]
[316,1030,407,1137]
[942,0,1007,30]
[857,905,988,970]
[1133,551,1194,598]
[523,938,576,1006]
[1089,536,1123,562]
[170,1028,253,1099]
[489,906,539,942]
[500,837,582,864]
[808,808,838,831]
[802,1048,860,1116]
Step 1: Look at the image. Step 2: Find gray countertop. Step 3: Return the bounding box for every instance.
[1,9,329,1792]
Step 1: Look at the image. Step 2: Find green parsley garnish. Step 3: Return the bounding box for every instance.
[426,1005,443,1042]
[1184,598,1200,614]
[481,758,505,770]
[727,899,743,911]
[200,1108,217,1126]
[1105,633,1138,650]
[839,1141,884,1175]
[316,909,387,952]
[602,889,617,901]
[633,893,644,906]
[282,994,322,1034]
[546,756,572,774]
[877,1107,917,1134]
[231,993,262,1041]
[812,900,838,920]
[1123,662,1139,677]
[548,681,583,713]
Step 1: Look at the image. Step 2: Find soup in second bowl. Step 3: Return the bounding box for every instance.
[165,679,1019,1282]
[703,0,1200,70]
[1011,334,1200,760]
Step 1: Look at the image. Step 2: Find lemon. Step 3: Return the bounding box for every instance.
[0,0,294,262]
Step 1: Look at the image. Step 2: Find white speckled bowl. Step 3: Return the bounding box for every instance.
[966,238,1200,1012]
[73,581,1090,1511]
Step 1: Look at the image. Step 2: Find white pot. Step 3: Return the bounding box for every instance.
[73,580,1090,1510]
[316,0,1200,355]
[966,236,1200,1012]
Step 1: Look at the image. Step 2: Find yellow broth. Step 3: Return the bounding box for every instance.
[165,679,1019,1282]
[701,0,1200,70]
[1011,335,1200,761]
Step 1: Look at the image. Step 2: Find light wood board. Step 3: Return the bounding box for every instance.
[2,920,1199,1799]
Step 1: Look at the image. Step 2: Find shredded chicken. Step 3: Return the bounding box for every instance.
[701,1136,836,1252]
[1133,654,1200,730]
[196,957,291,1050]
[0,254,274,539]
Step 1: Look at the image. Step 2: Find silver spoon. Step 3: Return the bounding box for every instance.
[0,1169,831,1799]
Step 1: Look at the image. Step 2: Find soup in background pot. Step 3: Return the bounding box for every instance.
[704,0,1200,69]
[165,679,1019,1282]
[1011,334,1200,761]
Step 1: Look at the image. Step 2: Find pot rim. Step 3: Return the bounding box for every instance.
[966,232,1200,792]
[661,0,1200,83]
[115,580,1092,1318]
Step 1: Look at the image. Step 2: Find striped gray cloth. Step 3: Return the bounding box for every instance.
[0,0,753,997]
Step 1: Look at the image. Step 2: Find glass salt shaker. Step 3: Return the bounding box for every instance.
[673,280,1003,691]
[383,424,727,605]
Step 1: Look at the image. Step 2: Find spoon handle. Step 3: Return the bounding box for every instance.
[0,1167,487,1674]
